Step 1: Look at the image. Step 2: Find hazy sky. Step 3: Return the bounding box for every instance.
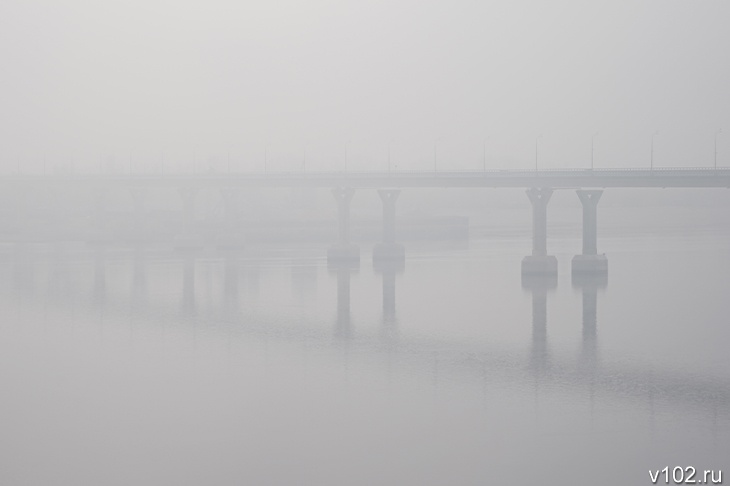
[1,0,729,173]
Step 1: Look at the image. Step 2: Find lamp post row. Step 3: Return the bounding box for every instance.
[9,131,727,175]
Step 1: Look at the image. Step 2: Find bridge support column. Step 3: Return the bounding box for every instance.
[327,187,359,263]
[521,188,557,275]
[373,189,405,262]
[572,190,608,274]
[175,187,203,250]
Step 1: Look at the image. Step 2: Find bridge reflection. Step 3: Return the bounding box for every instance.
[1,245,728,421]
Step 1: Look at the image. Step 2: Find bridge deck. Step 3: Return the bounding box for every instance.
[3,168,730,189]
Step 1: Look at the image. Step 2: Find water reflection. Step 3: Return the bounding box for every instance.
[2,245,728,422]
[521,274,557,374]
[291,259,317,301]
[572,272,608,367]
[329,260,358,339]
[374,258,405,343]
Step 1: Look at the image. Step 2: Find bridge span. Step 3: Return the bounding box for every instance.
[2,167,730,188]
[2,167,729,277]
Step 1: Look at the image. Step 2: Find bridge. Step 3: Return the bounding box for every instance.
[2,167,729,276]
[3,167,730,188]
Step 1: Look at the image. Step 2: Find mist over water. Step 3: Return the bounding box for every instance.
[2,0,730,484]
[0,202,728,485]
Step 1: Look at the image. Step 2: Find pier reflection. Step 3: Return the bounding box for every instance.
[572,272,608,368]
[374,258,405,343]
[522,274,557,375]
[1,245,726,423]
[329,260,358,340]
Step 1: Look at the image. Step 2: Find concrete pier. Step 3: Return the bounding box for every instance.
[521,188,557,275]
[572,190,608,274]
[373,189,405,262]
[328,187,359,262]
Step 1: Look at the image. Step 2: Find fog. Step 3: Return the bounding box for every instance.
[2,1,729,172]
[1,2,729,486]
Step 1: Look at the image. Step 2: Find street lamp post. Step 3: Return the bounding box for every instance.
[591,132,598,170]
[651,131,659,170]
[715,128,723,169]
[535,134,543,171]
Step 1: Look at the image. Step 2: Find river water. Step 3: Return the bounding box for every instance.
[0,221,728,485]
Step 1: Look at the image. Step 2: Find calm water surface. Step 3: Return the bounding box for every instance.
[0,230,728,485]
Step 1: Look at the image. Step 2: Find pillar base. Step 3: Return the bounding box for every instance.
[571,254,608,275]
[328,244,360,263]
[373,243,405,262]
[521,255,558,275]
[373,257,405,274]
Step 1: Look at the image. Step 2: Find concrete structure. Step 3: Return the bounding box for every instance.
[373,189,405,261]
[327,187,359,262]
[521,188,557,275]
[572,190,608,274]
[6,167,724,189]
[2,168,730,276]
